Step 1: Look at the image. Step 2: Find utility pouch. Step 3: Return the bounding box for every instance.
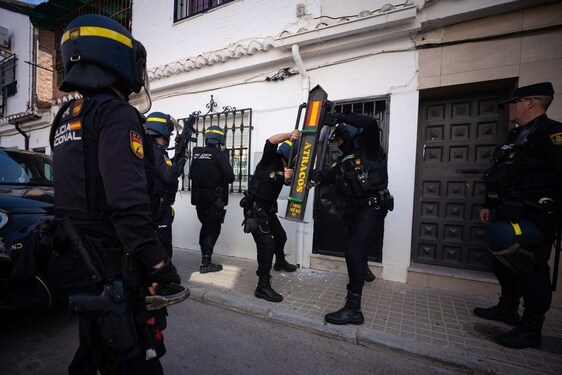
[206,196,226,222]
[153,197,165,221]
[385,191,394,212]
[253,205,270,233]
[71,281,138,354]
[97,307,138,354]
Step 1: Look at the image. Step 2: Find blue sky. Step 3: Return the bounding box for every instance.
[21,0,47,4]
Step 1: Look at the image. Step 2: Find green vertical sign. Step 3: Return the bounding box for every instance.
[285,85,328,222]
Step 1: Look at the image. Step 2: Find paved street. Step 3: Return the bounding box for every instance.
[1,247,561,374]
[1,297,471,375]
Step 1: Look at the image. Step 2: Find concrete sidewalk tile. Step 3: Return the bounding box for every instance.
[173,248,562,374]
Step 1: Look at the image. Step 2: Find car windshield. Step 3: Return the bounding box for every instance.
[0,150,54,186]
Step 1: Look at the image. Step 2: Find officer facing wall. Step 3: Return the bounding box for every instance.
[49,14,180,374]
[241,130,301,302]
[311,112,392,325]
[145,112,186,259]
[474,82,562,350]
[189,125,235,273]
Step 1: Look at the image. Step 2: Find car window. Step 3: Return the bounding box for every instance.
[0,150,54,185]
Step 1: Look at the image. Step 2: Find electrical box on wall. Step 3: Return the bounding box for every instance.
[0,25,10,50]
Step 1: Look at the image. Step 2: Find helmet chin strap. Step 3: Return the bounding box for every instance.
[109,85,128,101]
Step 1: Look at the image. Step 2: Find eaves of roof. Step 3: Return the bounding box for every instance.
[147,4,417,82]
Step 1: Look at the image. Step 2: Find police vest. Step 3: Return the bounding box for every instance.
[247,155,285,204]
[49,94,156,222]
[485,120,554,201]
[334,146,388,199]
[190,146,229,205]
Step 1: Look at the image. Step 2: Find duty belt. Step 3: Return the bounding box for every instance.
[351,194,381,207]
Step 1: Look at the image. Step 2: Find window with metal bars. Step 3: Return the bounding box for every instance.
[53,0,132,92]
[174,0,234,22]
[177,107,252,193]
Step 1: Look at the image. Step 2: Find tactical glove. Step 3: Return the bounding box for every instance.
[150,258,181,285]
[324,112,346,126]
[242,217,258,233]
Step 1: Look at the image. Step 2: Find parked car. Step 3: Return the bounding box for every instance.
[0,147,55,309]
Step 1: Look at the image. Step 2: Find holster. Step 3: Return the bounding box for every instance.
[153,197,166,221]
[70,281,139,357]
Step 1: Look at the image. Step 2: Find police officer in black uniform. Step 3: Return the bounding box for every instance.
[145,112,186,258]
[190,125,235,273]
[474,82,562,349]
[241,130,301,302]
[49,14,180,374]
[312,112,392,325]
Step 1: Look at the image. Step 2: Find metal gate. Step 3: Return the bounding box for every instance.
[312,97,389,262]
[412,94,507,270]
[177,96,252,193]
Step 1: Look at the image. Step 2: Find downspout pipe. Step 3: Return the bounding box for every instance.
[15,122,30,150]
[291,44,310,102]
[291,44,309,269]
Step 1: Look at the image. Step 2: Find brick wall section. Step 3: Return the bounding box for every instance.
[36,29,56,110]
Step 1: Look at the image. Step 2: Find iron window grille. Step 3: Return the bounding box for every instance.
[53,0,132,91]
[0,53,17,116]
[174,0,234,22]
[177,103,252,193]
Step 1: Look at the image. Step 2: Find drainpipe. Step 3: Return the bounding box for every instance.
[15,122,30,150]
[291,44,309,269]
[291,44,310,103]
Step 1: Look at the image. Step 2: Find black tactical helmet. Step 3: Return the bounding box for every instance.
[328,123,359,143]
[60,14,147,94]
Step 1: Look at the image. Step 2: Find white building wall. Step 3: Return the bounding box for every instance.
[0,7,51,152]
[133,0,421,280]
[0,7,32,118]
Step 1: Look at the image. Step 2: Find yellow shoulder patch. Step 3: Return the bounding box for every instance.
[165,156,172,166]
[130,130,144,159]
[550,132,562,145]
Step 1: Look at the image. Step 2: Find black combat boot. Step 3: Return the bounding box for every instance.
[255,275,283,302]
[473,295,520,326]
[325,291,364,325]
[199,256,223,274]
[496,312,545,349]
[365,267,376,282]
[273,255,297,272]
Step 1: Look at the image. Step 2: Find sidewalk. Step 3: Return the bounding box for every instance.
[172,248,562,374]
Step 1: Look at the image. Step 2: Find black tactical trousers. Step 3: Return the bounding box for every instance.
[344,204,387,295]
[493,211,556,315]
[251,212,287,276]
[196,205,223,258]
[155,205,174,258]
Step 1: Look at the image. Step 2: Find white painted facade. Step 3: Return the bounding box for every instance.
[0,3,51,152]
[1,0,559,290]
[131,0,562,284]
[132,0,423,281]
